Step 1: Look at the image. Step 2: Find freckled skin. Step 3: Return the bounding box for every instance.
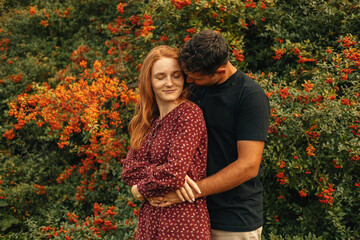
[151,57,184,114]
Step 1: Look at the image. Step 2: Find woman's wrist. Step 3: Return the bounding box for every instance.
[131,185,145,202]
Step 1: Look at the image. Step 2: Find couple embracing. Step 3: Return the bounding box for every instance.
[122,30,270,240]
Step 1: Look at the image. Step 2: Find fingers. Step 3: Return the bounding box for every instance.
[148,198,162,204]
[147,198,162,207]
[176,189,185,202]
[149,176,199,206]
[149,190,195,208]
[148,200,159,207]
[182,181,195,202]
[174,176,200,203]
[158,201,173,208]
[177,186,194,203]
[185,175,201,194]
[153,196,164,201]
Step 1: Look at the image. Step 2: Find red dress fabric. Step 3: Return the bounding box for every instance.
[122,101,210,239]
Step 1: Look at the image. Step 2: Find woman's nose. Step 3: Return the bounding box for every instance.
[165,76,174,86]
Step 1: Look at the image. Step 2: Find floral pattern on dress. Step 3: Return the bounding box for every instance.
[122,101,210,239]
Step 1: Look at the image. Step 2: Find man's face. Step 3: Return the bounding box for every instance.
[185,71,222,87]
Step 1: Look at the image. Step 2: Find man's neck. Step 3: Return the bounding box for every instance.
[224,62,237,80]
[216,62,237,85]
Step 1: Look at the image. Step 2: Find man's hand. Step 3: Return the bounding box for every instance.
[175,175,201,202]
[148,175,201,207]
[131,185,145,202]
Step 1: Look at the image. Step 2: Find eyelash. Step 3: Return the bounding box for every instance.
[156,74,182,80]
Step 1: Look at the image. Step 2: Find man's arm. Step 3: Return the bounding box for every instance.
[154,140,265,207]
[196,140,264,197]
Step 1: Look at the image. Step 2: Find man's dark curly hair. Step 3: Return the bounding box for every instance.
[179,30,230,75]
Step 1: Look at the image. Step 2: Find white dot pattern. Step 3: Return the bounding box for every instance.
[122,101,210,239]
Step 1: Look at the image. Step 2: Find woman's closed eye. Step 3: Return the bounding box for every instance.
[154,73,166,80]
[172,72,183,78]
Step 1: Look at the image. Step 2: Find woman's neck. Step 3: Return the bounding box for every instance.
[157,100,184,120]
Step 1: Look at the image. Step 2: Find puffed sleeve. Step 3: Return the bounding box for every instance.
[136,105,207,198]
[121,147,154,187]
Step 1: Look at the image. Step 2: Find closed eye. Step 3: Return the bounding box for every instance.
[172,71,183,78]
[154,73,166,80]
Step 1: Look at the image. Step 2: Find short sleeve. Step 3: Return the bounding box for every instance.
[236,91,270,141]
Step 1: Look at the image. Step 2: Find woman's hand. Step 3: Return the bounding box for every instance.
[149,191,182,207]
[131,185,145,202]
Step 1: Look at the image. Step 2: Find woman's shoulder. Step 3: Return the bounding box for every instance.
[173,101,204,123]
[178,100,203,114]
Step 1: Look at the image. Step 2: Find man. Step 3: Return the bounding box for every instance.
[136,30,270,239]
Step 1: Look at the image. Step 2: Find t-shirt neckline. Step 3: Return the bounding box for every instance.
[207,69,241,92]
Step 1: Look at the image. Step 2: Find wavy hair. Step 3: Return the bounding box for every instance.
[129,45,188,149]
[179,29,229,75]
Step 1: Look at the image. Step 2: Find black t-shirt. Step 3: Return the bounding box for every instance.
[190,70,270,232]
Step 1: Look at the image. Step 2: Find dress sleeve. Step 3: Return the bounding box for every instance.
[121,147,155,187]
[137,105,207,198]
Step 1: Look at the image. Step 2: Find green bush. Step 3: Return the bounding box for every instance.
[0,0,359,239]
[259,35,360,238]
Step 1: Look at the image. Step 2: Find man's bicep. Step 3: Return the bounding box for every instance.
[236,140,265,173]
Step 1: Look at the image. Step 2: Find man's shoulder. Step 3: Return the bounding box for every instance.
[235,71,263,89]
[188,85,205,105]
[234,72,267,99]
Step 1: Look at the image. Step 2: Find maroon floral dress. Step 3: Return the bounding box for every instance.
[122,101,210,239]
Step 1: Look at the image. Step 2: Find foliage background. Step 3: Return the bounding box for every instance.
[0,0,359,239]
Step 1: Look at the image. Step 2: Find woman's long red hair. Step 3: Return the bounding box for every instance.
[129,45,188,149]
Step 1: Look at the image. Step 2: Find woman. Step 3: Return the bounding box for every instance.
[121,45,210,239]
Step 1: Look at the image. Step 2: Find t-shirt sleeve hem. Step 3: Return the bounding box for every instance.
[237,134,268,142]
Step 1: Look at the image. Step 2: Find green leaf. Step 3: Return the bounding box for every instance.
[0,200,8,207]
[0,215,19,232]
